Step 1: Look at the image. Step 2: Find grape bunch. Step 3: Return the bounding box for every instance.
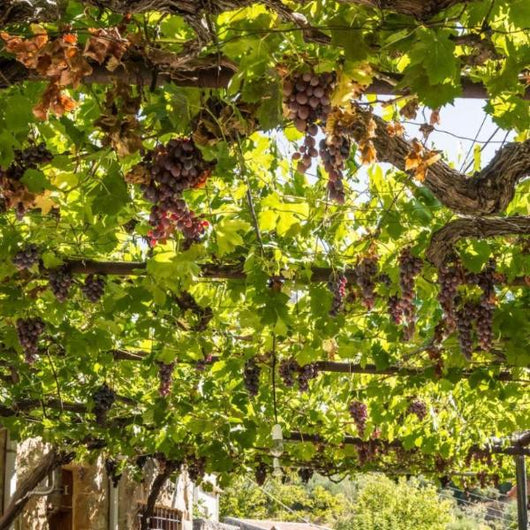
[475,260,496,351]
[279,359,298,387]
[387,295,402,325]
[6,143,53,181]
[298,363,318,393]
[16,317,45,363]
[105,458,122,488]
[437,265,462,330]
[298,468,314,484]
[243,358,261,397]
[319,134,350,203]
[157,362,175,397]
[12,244,40,270]
[92,383,116,425]
[356,256,379,310]
[48,265,73,302]
[283,71,336,173]
[187,456,206,483]
[456,302,478,360]
[349,400,368,437]
[398,249,423,340]
[81,274,106,302]
[195,354,213,372]
[407,399,427,421]
[427,345,444,378]
[131,138,213,246]
[328,274,347,317]
[255,461,268,486]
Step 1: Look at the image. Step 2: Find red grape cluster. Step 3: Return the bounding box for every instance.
[48,265,73,302]
[157,362,175,397]
[319,134,350,203]
[298,468,314,484]
[437,264,462,331]
[407,398,427,420]
[356,256,379,310]
[16,317,45,363]
[387,295,402,325]
[81,274,106,302]
[283,72,335,173]
[92,383,116,425]
[328,274,347,317]
[349,400,368,437]
[12,244,40,270]
[455,301,477,360]
[465,447,493,468]
[133,138,213,246]
[187,456,206,483]
[195,354,214,372]
[255,461,268,486]
[398,248,423,340]
[427,345,444,378]
[243,358,261,397]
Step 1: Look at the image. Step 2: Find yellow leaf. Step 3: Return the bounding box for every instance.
[34,191,55,214]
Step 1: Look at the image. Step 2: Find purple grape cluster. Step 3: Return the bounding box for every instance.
[12,244,40,270]
[437,265,462,331]
[92,383,116,425]
[328,274,347,317]
[187,456,206,483]
[255,461,268,486]
[398,248,423,340]
[283,71,335,173]
[279,359,298,387]
[349,400,368,437]
[297,363,318,392]
[157,362,175,397]
[319,134,350,203]
[105,458,122,488]
[387,295,402,324]
[139,138,213,246]
[356,256,378,310]
[16,317,45,363]
[298,468,314,484]
[407,399,427,421]
[456,302,477,360]
[48,265,73,302]
[81,274,105,302]
[243,358,261,397]
[6,143,53,181]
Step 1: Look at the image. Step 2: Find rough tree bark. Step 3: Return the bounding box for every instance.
[342,0,468,19]
[352,107,530,216]
[426,216,530,266]
[0,448,73,530]
[140,459,179,530]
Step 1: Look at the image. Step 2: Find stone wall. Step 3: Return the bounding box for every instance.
[1,437,197,530]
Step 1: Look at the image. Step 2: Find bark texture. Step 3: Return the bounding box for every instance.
[356,107,530,216]
[343,0,468,19]
[140,460,179,530]
[427,216,530,266]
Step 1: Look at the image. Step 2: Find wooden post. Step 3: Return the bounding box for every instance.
[516,455,528,529]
